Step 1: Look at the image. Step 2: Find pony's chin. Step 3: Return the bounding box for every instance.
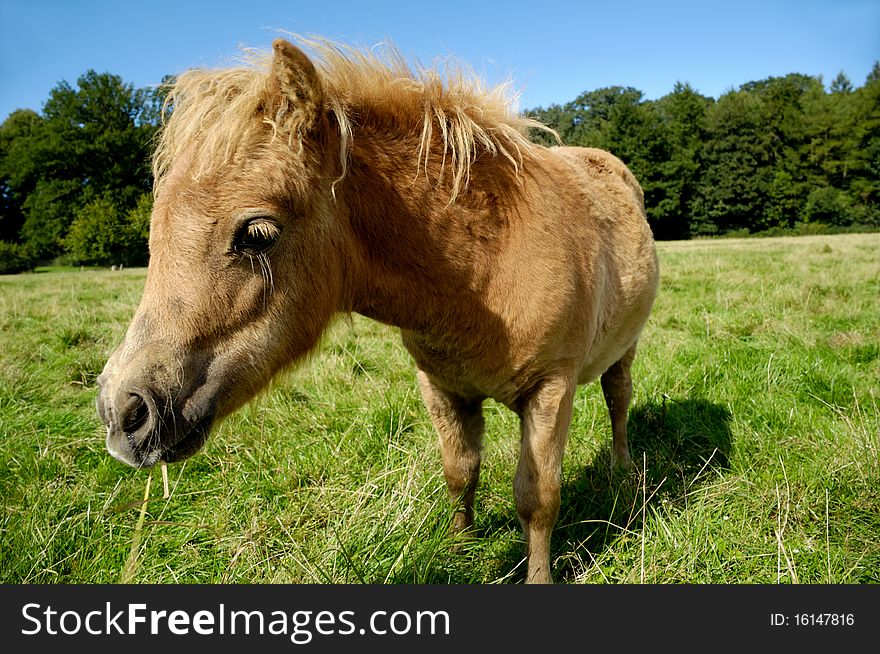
[160,424,212,463]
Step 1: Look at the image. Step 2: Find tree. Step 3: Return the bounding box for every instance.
[830,72,853,95]
[41,71,157,200]
[803,185,853,225]
[755,74,821,229]
[695,89,769,234]
[19,179,82,258]
[529,65,878,237]
[652,83,713,238]
[0,241,36,274]
[63,193,151,266]
[0,109,43,242]
[844,71,880,225]
[801,67,880,227]
[0,71,159,261]
[690,74,829,234]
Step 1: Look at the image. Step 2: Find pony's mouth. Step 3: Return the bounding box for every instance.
[97,365,220,469]
[107,414,214,469]
[159,417,214,462]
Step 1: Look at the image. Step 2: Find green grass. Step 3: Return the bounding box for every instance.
[1,234,878,584]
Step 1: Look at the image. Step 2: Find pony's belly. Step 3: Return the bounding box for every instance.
[577,338,635,384]
[576,280,658,384]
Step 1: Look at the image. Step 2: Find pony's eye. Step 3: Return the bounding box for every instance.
[233,218,281,254]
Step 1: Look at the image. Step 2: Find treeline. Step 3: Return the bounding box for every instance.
[529,66,880,239]
[0,71,163,273]
[2,65,879,274]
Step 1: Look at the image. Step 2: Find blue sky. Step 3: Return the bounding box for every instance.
[1,0,878,120]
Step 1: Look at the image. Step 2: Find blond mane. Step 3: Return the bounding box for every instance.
[153,35,555,201]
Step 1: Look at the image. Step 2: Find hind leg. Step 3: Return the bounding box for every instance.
[416,370,484,532]
[600,344,637,470]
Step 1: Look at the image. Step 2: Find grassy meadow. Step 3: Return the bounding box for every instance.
[1,233,878,584]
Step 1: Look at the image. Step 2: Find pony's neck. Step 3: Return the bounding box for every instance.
[339,124,501,332]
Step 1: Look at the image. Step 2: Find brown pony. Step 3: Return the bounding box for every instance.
[97,37,659,583]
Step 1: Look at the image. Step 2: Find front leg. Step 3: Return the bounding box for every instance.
[514,375,575,584]
[416,370,484,532]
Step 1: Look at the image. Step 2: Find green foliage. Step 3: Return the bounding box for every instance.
[529,64,880,238]
[19,178,82,258]
[0,241,36,274]
[0,109,43,242]
[698,89,770,234]
[651,83,712,239]
[803,186,852,225]
[3,60,879,264]
[63,193,151,266]
[0,71,159,263]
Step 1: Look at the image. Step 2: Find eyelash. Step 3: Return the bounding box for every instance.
[233,218,280,255]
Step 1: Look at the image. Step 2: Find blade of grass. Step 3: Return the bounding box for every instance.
[121,472,151,583]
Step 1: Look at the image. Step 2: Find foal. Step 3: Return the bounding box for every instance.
[97,38,659,583]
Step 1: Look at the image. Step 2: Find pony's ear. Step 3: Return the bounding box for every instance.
[269,38,324,135]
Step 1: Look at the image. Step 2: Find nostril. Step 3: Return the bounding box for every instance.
[120,392,151,437]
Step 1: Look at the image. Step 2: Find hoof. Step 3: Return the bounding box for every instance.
[611,449,634,472]
[449,509,473,535]
[525,567,554,584]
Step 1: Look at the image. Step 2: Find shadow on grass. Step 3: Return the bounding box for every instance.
[470,397,734,583]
